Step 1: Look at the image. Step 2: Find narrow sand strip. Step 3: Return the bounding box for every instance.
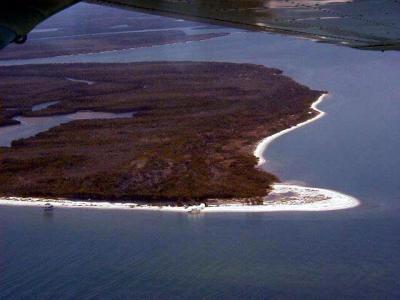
[0,184,359,212]
[254,93,327,166]
[0,93,359,212]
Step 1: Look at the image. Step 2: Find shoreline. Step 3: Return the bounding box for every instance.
[0,92,360,212]
[0,184,359,212]
[254,93,327,166]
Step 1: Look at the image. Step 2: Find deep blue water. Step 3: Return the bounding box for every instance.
[1,4,400,300]
[1,206,400,299]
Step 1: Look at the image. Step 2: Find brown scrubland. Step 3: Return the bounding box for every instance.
[0,62,322,203]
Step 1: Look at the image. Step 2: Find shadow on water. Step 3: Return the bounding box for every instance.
[42,210,54,222]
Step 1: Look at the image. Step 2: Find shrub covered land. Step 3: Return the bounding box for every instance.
[0,62,322,202]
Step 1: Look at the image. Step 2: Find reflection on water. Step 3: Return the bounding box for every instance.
[0,111,134,147]
[42,210,54,222]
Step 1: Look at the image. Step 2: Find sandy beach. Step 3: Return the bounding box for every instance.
[0,183,359,212]
[0,184,360,213]
[254,93,327,166]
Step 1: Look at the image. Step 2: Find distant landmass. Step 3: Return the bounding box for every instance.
[0,31,227,60]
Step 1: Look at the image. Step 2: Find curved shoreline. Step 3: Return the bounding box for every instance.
[253,93,360,211]
[254,93,327,166]
[0,92,360,212]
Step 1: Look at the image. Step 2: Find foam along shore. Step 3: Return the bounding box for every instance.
[0,183,359,212]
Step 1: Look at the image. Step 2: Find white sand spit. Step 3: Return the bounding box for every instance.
[0,184,359,212]
[254,93,327,166]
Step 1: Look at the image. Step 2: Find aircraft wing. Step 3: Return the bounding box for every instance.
[89,0,400,51]
[0,0,399,51]
[0,0,81,48]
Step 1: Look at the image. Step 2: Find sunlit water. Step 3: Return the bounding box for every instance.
[1,26,400,299]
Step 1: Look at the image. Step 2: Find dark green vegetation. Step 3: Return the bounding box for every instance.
[0,62,322,202]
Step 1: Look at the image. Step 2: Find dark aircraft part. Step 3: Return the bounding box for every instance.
[0,0,79,49]
[0,26,16,49]
[14,35,28,44]
[91,0,400,51]
[0,0,398,51]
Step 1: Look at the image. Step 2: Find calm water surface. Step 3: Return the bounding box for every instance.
[1,13,400,300]
[1,206,400,299]
[0,111,134,147]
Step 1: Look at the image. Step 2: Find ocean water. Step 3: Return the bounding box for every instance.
[1,206,400,299]
[1,8,400,300]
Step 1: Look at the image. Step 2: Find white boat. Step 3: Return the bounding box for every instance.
[186,203,206,214]
[43,203,54,211]
[187,207,201,214]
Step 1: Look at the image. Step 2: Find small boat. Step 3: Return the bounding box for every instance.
[43,203,54,211]
[186,203,206,214]
[187,207,202,214]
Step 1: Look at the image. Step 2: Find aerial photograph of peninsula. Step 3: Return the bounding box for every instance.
[0,0,399,299]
